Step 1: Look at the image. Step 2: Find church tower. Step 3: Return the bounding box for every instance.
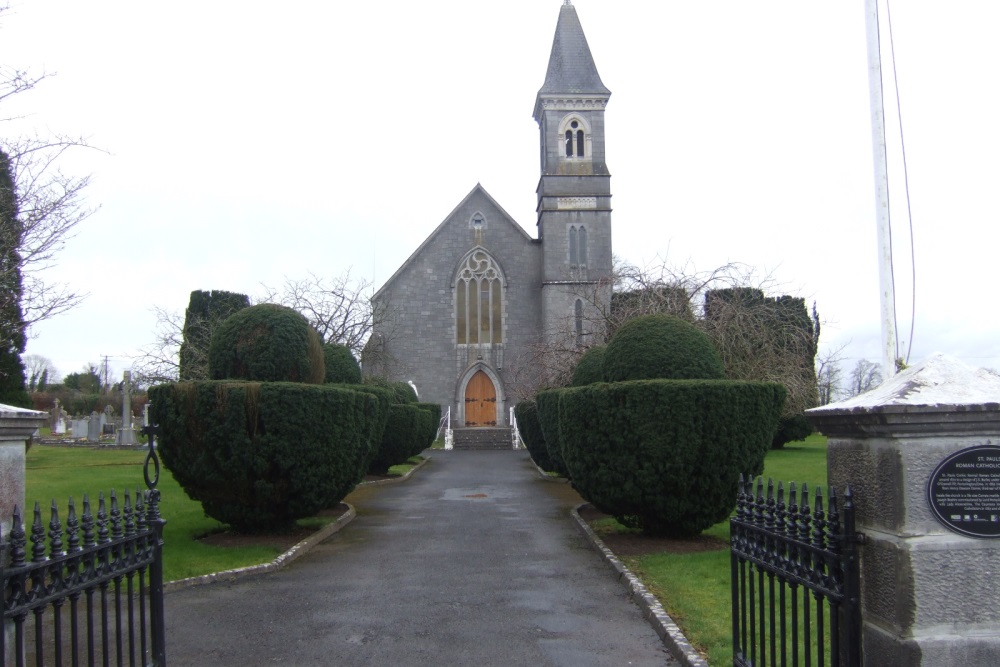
[534,0,613,349]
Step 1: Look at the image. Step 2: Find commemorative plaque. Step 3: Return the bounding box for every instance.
[927,445,1000,539]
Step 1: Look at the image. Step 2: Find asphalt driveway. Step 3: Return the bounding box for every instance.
[164,450,677,666]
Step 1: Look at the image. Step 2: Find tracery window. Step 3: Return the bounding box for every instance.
[456,250,503,344]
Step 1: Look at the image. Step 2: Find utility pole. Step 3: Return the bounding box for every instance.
[863,0,898,379]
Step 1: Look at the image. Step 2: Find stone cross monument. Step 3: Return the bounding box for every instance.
[115,370,139,445]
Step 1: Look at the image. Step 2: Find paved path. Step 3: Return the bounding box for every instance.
[164,450,678,666]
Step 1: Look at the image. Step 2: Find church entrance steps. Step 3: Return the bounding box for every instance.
[452,427,513,451]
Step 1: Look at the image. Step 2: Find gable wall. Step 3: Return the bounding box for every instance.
[370,190,543,422]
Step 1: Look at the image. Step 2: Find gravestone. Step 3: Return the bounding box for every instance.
[87,411,101,442]
[72,418,89,438]
[808,354,1000,665]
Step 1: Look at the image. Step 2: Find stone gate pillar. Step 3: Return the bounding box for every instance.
[807,354,1000,665]
[1,402,47,664]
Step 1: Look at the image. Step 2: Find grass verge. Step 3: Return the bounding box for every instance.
[25,446,352,582]
[610,434,829,665]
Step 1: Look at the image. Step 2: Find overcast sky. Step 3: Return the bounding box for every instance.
[3,0,999,385]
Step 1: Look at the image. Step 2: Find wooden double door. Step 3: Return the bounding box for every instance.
[464,370,497,427]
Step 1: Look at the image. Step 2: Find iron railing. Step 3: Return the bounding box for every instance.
[2,428,165,667]
[730,475,862,667]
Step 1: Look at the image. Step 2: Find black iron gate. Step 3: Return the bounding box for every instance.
[730,475,862,667]
[1,429,165,667]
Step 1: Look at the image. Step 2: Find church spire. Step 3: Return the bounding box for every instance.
[535,0,610,120]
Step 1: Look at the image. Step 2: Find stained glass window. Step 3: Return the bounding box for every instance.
[456,250,503,344]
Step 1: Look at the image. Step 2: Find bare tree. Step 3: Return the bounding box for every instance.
[846,359,883,397]
[1,8,99,344]
[260,269,375,356]
[0,136,97,334]
[816,345,847,405]
[130,307,185,387]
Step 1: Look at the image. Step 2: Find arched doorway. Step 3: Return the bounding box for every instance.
[464,370,497,426]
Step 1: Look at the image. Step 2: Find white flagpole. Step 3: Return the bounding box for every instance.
[863,0,898,378]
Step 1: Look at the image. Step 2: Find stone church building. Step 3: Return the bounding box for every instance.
[366,1,613,429]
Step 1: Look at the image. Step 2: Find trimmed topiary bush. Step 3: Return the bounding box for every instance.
[602,314,725,382]
[208,304,325,384]
[149,381,378,533]
[571,346,607,386]
[324,343,362,384]
[535,389,570,478]
[514,400,555,472]
[559,380,785,537]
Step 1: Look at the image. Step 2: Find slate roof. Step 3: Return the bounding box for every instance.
[537,2,610,98]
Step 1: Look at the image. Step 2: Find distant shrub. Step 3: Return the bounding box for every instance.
[535,389,570,478]
[324,343,362,384]
[149,381,378,532]
[602,314,725,382]
[571,346,607,386]
[514,400,555,472]
[771,413,813,449]
[208,304,325,384]
[560,380,785,537]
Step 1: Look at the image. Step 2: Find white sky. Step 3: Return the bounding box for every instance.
[3,0,999,383]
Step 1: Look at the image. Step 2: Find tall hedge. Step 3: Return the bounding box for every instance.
[602,314,725,382]
[324,343,362,384]
[415,402,442,447]
[368,404,425,475]
[535,389,570,478]
[559,380,785,536]
[149,381,378,532]
[335,383,393,478]
[208,304,325,384]
[514,400,555,472]
[179,290,250,381]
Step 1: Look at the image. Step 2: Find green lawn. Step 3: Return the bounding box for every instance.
[625,434,829,665]
[23,447,424,583]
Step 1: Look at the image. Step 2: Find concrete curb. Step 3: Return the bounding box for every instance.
[571,504,709,667]
[164,456,432,593]
[529,456,569,482]
[360,453,432,486]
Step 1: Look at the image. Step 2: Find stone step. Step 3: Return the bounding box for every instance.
[452,427,513,451]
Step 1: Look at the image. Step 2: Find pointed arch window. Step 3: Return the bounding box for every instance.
[456,250,503,345]
[569,225,587,268]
